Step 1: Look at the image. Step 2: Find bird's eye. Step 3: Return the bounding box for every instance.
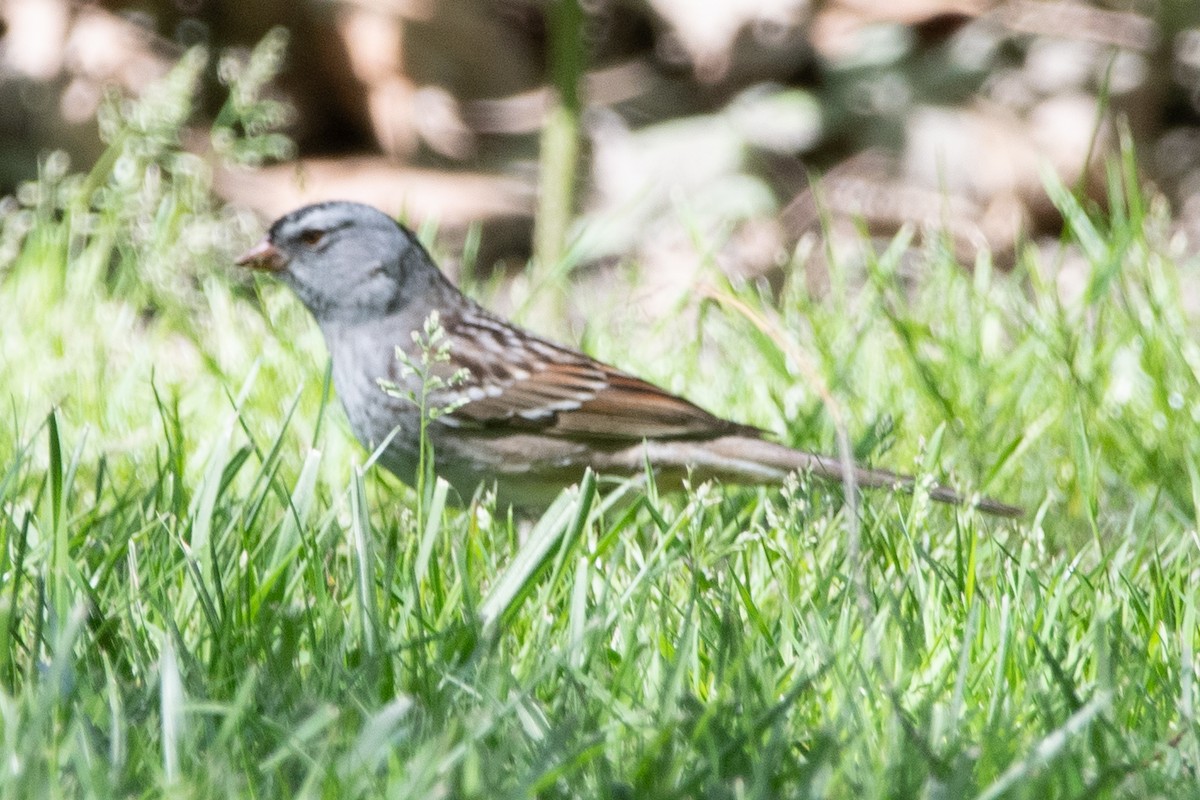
[299,229,326,246]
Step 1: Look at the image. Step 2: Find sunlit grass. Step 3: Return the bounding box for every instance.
[1,45,1198,799]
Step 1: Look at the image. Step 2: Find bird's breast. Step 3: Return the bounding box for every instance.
[323,321,421,467]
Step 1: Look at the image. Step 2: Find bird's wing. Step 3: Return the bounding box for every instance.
[420,307,760,442]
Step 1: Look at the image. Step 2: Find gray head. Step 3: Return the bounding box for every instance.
[237,201,445,323]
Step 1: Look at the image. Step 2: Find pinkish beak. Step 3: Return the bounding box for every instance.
[236,238,286,272]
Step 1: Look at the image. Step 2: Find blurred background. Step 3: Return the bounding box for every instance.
[2,0,1198,292]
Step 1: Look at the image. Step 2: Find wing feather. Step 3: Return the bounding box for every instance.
[430,307,760,442]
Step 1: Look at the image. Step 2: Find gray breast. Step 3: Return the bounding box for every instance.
[323,319,422,486]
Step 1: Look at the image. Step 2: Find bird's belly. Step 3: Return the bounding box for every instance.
[429,429,621,508]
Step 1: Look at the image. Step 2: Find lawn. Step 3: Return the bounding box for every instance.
[1,49,1197,799]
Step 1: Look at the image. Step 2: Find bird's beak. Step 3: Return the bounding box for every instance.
[236,238,286,272]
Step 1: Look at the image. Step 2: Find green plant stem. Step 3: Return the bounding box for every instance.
[533,0,585,309]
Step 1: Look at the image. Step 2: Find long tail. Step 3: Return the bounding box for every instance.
[639,436,1023,518]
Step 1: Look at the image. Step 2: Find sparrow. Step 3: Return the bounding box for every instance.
[237,201,1020,517]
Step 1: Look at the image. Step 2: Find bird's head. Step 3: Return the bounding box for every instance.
[238,201,433,323]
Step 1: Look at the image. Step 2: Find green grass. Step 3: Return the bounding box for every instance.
[1,47,1199,799]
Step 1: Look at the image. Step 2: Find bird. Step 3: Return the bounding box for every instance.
[237,200,1021,518]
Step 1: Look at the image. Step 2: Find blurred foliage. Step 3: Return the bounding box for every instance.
[1,28,294,323]
[212,26,296,167]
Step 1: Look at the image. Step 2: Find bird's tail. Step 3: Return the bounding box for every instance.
[640,435,1022,518]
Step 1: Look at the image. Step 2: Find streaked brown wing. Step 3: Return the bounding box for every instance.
[432,307,760,442]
